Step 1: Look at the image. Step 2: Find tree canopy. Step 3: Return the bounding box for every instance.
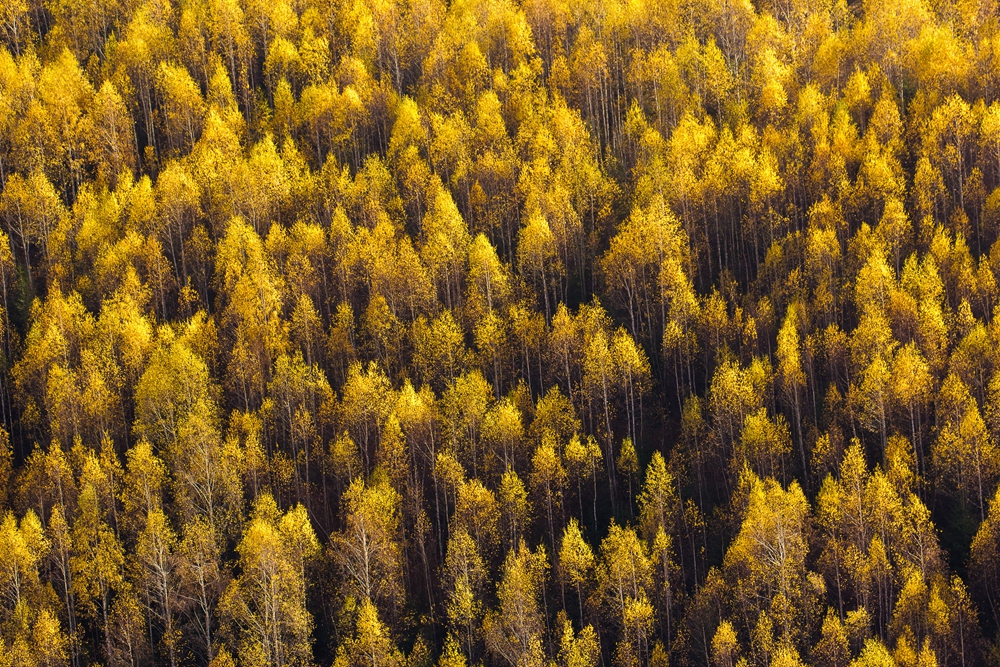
[3,0,1000,666]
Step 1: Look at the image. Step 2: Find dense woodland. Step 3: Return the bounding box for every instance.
[7,0,1000,666]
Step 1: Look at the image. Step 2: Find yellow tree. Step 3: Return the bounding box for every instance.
[582,306,619,504]
[722,470,817,657]
[0,169,67,290]
[267,350,335,503]
[411,310,469,392]
[134,337,214,450]
[558,620,600,667]
[595,523,654,667]
[136,508,179,667]
[215,216,288,410]
[421,181,470,309]
[517,211,560,321]
[637,452,680,643]
[443,528,486,662]
[933,373,1000,522]
[465,233,511,323]
[559,519,594,629]
[453,479,500,561]
[971,481,1000,633]
[530,431,567,557]
[178,516,224,665]
[499,468,531,553]
[72,483,125,664]
[708,356,771,479]
[601,196,688,350]
[333,597,404,667]
[339,361,395,476]
[736,408,793,482]
[777,304,808,481]
[168,397,242,533]
[481,399,524,480]
[442,370,492,477]
[925,94,977,230]
[221,495,319,667]
[0,509,48,619]
[333,476,404,618]
[483,540,548,667]
[85,81,138,187]
[0,524,68,667]
[891,343,932,475]
[121,438,167,532]
[611,328,651,451]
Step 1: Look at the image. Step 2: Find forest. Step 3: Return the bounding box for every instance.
[4,0,1000,665]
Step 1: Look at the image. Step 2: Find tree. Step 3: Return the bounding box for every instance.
[558,620,600,667]
[0,0,29,55]
[267,350,334,503]
[564,433,603,534]
[333,476,404,618]
[339,361,395,476]
[481,399,524,479]
[708,356,772,481]
[777,305,808,481]
[136,508,179,667]
[121,438,166,534]
[0,169,67,290]
[891,343,931,474]
[722,470,817,656]
[442,370,492,478]
[177,516,224,665]
[215,216,288,409]
[610,329,651,450]
[0,509,48,618]
[737,408,793,482]
[933,373,1000,522]
[530,431,567,557]
[72,483,125,664]
[107,583,151,667]
[333,597,404,667]
[452,479,498,557]
[483,540,548,667]
[926,95,976,226]
[421,181,470,309]
[559,519,594,629]
[48,503,78,666]
[849,312,896,453]
[638,452,681,643]
[168,397,242,533]
[517,212,560,321]
[499,468,531,552]
[595,523,655,667]
[583,315,619,505]
[134,338,215,448]
[412,310,469,392]
[711,620,739,667]
[473,310,508,397]
[812,608,850,667]
[235,136,291,235]
[600,196,688,350]
[466,233,511,323]
[443,528,486,662]
[220,494,318,667]
[971,486,1000,634]
[86,81,138,186]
